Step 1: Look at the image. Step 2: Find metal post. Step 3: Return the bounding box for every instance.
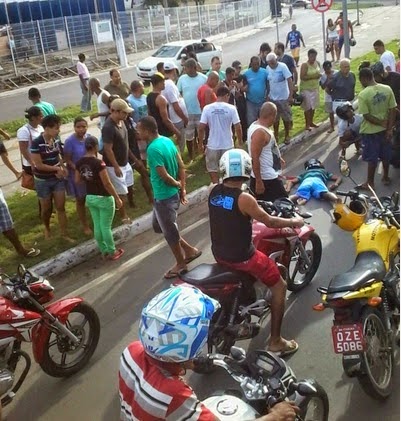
[130,11,138,52]
[37,20,48,72]
[322,12,326,62]
[147,9,155,49]
[188,6,193,39]
[233,5,236,30]
[342,0,350,59]
[176,8,181,41]
[6,26,17,76]
[215,4,219,35]
[198,6,203,38]
[88,14,99,60]
[224,3,227,34]
[356,0,360,25]
[206,5,211,36]
[64,16,74,65]
[274,1,279,43]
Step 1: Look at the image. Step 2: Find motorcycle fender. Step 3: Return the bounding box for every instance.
[31,298,83,364]
[297,225,315,241]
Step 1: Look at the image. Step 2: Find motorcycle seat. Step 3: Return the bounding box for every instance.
[180,263,256,286]
[327,251,386,293]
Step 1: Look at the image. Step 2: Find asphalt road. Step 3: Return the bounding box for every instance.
[4,127,400,421]
[0,5,399,123]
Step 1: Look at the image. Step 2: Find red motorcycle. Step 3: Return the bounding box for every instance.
[0,265,100,407]
[176,198,322,362]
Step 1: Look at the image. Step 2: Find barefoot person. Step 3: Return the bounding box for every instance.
[137,116,201,279]
[75,136,124,261]
[30,115,74,242]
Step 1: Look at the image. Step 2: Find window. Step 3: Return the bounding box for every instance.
[152,45,181,58]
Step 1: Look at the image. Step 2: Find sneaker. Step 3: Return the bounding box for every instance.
[109,248,125,260]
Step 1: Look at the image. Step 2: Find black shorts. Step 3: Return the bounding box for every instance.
[250,177,288,202]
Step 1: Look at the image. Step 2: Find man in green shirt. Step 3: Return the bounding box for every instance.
[358,68,397,189]
[28,87,57,116]
[137,116,201,279]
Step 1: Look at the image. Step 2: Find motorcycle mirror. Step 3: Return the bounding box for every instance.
[339,159,351,177]
[17,264,26,278]
[230,346,246,362]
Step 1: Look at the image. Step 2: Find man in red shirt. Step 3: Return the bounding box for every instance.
[197,71,219,110]
[119,285,300,421]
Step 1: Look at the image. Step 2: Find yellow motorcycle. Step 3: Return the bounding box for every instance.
[313,161,400,400]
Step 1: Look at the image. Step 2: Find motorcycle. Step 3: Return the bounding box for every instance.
[313,160,400,400]
[197,346,329,421]
[0,264,100,407]
[176,198,322,363]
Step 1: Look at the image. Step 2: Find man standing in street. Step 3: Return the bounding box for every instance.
[198,86,242,184]
[77,53,91,112]
[285,24,305,67]
[137,116,202,279]
[147,73,182,144]
[248,102,288,202]
[243,56,269,127]
[373,40,396,72]
[358,68,397,189]
[104,69,130,99]
[28,88,56,116]
[88,78,110,129]
[206,56,225,80]
[162,63,189,154]
[266,52,294,145]
[327,58,356,113]
[101,98,135,224]
[177,59,207,160]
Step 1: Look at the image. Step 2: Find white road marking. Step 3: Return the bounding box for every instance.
[64,216,209,299]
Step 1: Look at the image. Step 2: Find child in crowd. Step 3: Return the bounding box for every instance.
[285,158,342,205]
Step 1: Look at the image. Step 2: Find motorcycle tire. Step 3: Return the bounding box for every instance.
[40,302,100,378]
[298,379,329,421]
[286,232,322,292]
[357,307,394,400]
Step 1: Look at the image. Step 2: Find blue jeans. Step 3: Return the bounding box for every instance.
[246,100,263,127]
[80,79,92,112]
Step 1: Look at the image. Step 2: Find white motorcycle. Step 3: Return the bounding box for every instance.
[196,347,329,421]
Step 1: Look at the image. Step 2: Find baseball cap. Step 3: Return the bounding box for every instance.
[110,98,134,113]
[163,62,178,71]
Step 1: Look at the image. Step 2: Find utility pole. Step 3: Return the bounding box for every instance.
[110,0,128,68]
[342,0,350,59]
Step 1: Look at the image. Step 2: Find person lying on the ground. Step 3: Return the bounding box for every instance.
[335,102,363,158]
[285,158,342,205]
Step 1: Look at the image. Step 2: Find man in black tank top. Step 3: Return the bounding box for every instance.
[209,149,304,357]
[147,73,182,143]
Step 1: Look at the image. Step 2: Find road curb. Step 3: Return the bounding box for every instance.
[30,186,209,277]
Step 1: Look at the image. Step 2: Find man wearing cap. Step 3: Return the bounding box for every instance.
[266,52,294,145]
[162,63,189,154]
[101,98,135,224]
[177,59,207,160]
[147,73,182,145]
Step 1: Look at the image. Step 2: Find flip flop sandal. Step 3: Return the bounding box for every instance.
[268,340,299,358]
[25,248,40,258]
[184,250,202,264]
[164,268,188,279]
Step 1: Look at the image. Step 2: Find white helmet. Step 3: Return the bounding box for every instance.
[139,285,219,363]
[219,149,252,181]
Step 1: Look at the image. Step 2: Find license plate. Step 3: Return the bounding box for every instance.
[331,324,366,354]
[141,72,148,76]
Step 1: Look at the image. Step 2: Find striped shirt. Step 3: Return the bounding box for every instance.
[119,342,215,421]
[30,134,63,179]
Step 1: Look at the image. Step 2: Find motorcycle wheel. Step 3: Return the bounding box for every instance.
[358,307,394,400]
[299,380,329,421]
[40,302,100,378]
[287,232,322,292]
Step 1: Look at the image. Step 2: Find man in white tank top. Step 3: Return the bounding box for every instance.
[247,102,288,202]
[89,78,111,129]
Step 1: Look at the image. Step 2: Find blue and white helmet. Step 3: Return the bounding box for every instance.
[139,285,220,363]
[220,149,252,181]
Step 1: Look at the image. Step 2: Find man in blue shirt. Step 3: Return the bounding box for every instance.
[243,56,269,127]
[285,24,306,66]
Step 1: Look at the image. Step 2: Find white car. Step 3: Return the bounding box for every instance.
[136,40,223,82]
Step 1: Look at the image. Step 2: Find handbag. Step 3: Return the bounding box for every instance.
[20,126,35,190]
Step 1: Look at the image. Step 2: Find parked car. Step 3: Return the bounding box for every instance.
[136,40,222,82]
[291,0,311,8]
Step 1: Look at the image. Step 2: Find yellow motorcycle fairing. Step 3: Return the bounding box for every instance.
[353,220,399,270]
[341,281,383,300]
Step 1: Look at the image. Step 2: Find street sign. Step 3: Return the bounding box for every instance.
[311,0,333,13]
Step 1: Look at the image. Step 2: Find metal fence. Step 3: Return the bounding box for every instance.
[0,0,270,87]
